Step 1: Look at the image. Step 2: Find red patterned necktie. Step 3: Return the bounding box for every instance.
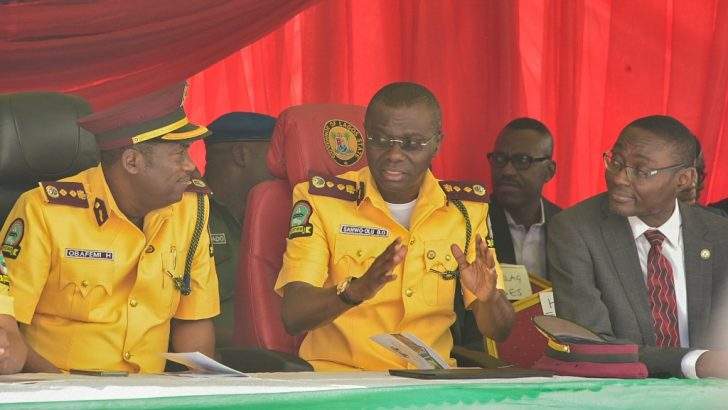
[643,229,680,347]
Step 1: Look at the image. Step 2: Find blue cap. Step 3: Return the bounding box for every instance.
[205,112,276,144]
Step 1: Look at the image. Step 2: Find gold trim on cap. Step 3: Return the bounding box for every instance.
[131,118,189,144]
[162,125,209,141]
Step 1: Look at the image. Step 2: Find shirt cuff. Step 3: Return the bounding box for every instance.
[681,349,708,379]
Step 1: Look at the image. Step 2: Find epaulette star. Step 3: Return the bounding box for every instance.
[186,178,212,195]
[39,181,89,208]
[308,174,361,202]
[438,180,489,203]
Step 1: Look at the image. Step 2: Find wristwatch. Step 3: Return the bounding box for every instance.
[336,276,362,306]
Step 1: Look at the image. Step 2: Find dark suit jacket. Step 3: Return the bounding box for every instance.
[488,197,562,268]
[452,197,561,351]
[707,198,728,217]
[549,193,728,377]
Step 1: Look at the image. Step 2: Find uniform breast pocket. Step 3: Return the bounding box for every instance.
[58,258,117,323]
[421,240,458,306]
[332,237,378,284]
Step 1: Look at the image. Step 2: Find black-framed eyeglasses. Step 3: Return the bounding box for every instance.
[365,132,440,152]
[603,152,687,181]
[486,152,551,170]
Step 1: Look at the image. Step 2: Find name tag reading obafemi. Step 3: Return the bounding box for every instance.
[65,248,114,261]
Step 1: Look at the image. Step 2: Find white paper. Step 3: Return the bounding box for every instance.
[370,333,449,369]
[500,263,533,300]
[539,290,556,316]
[163,352,247,376]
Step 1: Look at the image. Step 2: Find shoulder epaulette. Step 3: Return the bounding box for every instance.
[308,174,362,202]
[186,178,212,195]
[438,180,489,203]
[39,181,89,208]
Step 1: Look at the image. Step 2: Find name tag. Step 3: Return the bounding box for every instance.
[339,224,389,237]
[210,233,227,245]
[500,263,533,301]
[65,248,114,261]
[540,290,556,316]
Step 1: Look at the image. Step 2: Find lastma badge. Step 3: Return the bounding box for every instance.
[323,119,364,166]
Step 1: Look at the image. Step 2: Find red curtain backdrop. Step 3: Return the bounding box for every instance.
[186,0,728,207]
[0,0,318,110]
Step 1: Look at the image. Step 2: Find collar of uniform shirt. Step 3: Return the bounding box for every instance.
[90,164,173,222]
[627,199,682,248]
[358,167,446,211]
[504,198,546,230]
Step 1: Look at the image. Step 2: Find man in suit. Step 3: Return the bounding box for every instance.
[487,117,560,279]
[452,118,559,351]
[549,115,728,378]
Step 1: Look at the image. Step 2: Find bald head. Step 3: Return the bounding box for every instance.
[497,117,553,157]
[365,82,442,134]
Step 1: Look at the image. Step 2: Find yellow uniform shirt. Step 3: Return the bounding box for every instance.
[0,165,219,373]
[275,166,503,371]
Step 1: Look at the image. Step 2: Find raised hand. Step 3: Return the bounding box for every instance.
[451,234,498,303]
[347,238,407,303]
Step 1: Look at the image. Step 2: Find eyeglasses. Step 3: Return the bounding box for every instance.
[365,132,439,152]
[603,152,687,181]
[486,152,551,170]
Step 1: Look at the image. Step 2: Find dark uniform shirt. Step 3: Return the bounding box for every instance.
[208,196,242,348]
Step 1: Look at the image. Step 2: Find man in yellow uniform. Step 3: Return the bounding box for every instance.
[0,83,219,374]
[276,82,515,370]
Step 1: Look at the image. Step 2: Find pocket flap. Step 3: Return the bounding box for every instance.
[59,259,113,297]
[423,240,459,274]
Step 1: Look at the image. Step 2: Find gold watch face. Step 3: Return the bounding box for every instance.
[336,277,352,295]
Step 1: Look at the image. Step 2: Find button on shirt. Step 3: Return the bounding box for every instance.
[0,165,220,373]
[504,199,547,278]
[275,167,504,371]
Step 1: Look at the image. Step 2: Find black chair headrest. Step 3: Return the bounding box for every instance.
[0,92,99,185]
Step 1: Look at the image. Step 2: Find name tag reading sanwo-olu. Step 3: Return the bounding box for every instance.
[65,248,114,261]
[339,225,389,237]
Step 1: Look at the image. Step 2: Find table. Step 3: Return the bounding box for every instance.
[2,372,727,409]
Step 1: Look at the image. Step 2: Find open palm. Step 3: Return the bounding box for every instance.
[451,234,498,302]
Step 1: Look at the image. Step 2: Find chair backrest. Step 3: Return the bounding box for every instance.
[234,103,367,353]
[0,92,99,225]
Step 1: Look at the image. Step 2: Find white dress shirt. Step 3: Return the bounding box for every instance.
[504,199,548,279]
[627,199,705,378]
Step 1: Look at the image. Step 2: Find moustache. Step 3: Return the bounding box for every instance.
[495,178,522,188]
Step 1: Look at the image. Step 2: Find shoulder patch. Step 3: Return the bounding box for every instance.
[0,254,10,295]
[308,174,362,202]
[438,180,489,203]
[187,178,212,195]
[39,181,89,208]
[288,200,314,239]
[1,218,24,259]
